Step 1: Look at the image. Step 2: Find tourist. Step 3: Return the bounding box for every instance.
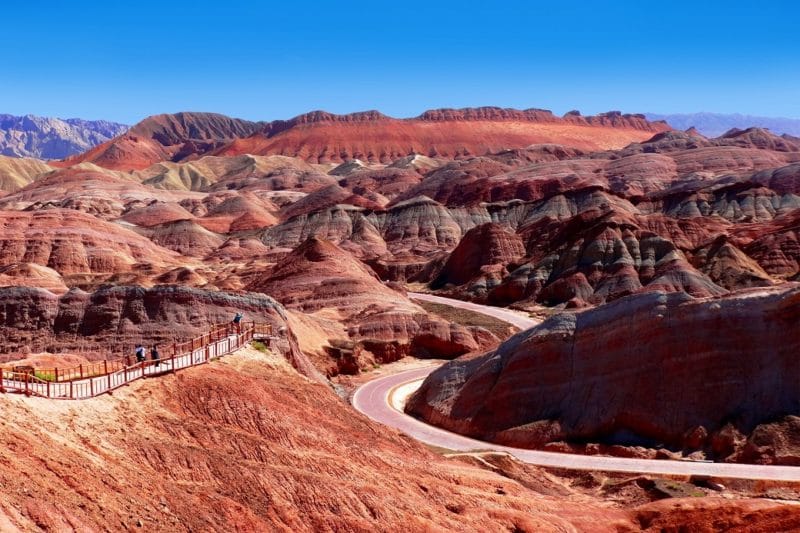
[233,312,243,334]
[135,344,145,364]
[151,344,160,367]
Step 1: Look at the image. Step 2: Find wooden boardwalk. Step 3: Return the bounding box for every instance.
[0,323,272,400]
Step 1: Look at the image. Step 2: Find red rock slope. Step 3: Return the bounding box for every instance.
[3,347,790,531]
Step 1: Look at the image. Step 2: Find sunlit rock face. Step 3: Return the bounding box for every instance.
[408,286,800,453]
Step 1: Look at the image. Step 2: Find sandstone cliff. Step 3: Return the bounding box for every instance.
[407,286,800,457]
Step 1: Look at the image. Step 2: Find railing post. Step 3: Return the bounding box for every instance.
[70,380,73,399]
[55,367,59,383]
[89,377,94,397]
[25,375,29,396]
[79,364,84,379]
[104,360,108,375]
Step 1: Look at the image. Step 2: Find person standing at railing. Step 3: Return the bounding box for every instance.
[232,312,243,334]
[135,344,146,364]
[151,345,160,368]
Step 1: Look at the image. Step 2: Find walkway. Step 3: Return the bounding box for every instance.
[1,323,272,399]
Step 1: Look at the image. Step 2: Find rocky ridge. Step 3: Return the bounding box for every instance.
[61,107,670,169]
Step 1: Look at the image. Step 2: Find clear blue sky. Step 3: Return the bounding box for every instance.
[2,0,798,124]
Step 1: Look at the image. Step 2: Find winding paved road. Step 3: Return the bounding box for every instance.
[352,293,800,481]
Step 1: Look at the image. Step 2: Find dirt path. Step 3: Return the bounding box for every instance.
[408,292,539,330]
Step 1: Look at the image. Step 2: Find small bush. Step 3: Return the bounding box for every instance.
[34,371,55,382]
[251,340,269,353]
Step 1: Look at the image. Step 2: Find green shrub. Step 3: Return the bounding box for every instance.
[34,371,55,382]
[251,340,269,353]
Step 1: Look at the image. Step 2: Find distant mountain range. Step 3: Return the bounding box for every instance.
[6,110,799,162]
[646,112,800,138]
[0,114,128,160]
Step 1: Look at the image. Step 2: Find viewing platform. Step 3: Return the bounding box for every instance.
[0,322,274,400]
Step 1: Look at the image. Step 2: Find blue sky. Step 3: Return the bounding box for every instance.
[1,0,798,124]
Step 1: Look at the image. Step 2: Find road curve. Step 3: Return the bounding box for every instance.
[353,294,800,482]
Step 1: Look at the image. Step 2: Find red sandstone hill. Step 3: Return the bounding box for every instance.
[7,110,800,527]
[491,208,728,306]
[0,209,182,277]
[0,166,201,218]
[56,112,262,171]
[58,108,670,170]
[407,285,800,463]
[430,222,526,300]
[247,237,495,374]
[216,107,670,163]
